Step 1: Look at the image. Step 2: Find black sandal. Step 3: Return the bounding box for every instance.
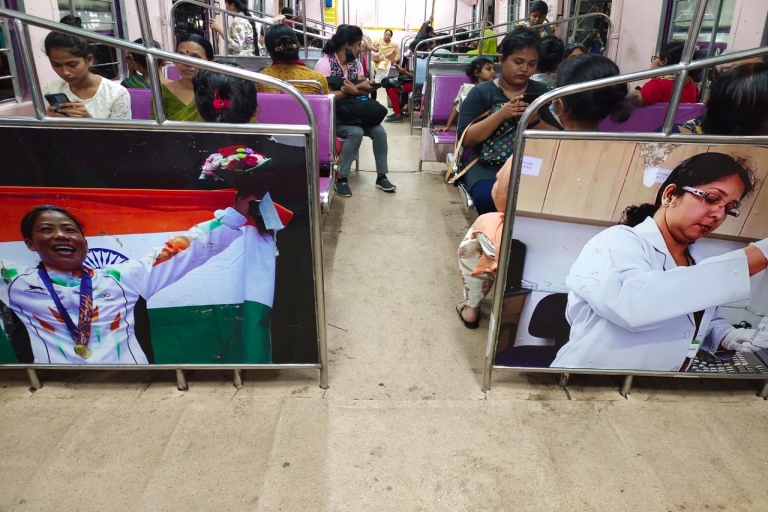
[456,303,480,329]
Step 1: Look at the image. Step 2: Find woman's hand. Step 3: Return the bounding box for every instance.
[721,329,768,352]
[341,79,362,95]
[57,100,91,118]
[434,125,452,132]
[210,19,226,37]
[234,193,257,217]
[45,105,67,118]
[495,96,529,121]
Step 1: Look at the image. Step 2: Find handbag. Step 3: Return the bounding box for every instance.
[479,102,518,167]
[381,76,413,88]
[336,96,388,127]
[326,76,388,127]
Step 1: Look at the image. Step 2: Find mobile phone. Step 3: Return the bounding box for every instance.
[44,93,71,116]
[522,92,544,103]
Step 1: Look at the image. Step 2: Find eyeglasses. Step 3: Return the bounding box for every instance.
[682,186,741,217]
[651,55,660,64]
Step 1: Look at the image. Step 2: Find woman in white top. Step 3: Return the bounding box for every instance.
[551,153,768,372]
[210,0,284,57]
[42,19,131,119]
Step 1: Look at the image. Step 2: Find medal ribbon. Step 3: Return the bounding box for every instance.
[38,266,94,350]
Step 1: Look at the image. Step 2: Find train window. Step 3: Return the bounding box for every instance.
[0,0,22,103]
[56,0,127,80]
[173,0,209,39]
[664,0,736,50]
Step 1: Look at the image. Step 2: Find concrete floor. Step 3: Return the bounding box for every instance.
[2,118,768,511]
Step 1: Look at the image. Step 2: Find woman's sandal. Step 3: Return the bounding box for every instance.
[456,303,480,329]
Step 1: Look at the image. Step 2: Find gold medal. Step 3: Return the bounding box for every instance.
[74,344,91,359]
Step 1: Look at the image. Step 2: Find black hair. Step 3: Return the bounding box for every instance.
[128,38,162,69]
[466,57,494,83]
[565,42,587,58]
[555,54,630,124]
[265,24,300,60]
[530,1,549,14]
[281,7,294,16]
[537,35,564,73]
[44,18,92,59]
[193,62,258,124]
[621,153,756,227]
[434,32,452,48]
[701,62,768,136]
[657,41,684,66]
[322,24,363,55]
[223,0,259,54]
[176,33,214,60]
[455,28,469,42]
[292,23,319,48]
[383,29,393,37]
[499,27,540,60]
[21,206,85,239]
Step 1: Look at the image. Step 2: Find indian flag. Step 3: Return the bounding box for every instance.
[0,187,280,365]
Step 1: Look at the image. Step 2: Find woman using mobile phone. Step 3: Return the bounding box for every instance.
[42,18,131,119]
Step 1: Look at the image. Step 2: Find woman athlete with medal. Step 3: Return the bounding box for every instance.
[0,193,255,364]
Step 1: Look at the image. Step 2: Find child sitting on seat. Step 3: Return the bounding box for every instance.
[435,58,495,132]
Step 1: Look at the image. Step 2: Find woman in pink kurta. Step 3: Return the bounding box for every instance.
[456,55,631,328]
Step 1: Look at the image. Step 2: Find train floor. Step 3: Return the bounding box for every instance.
[2,107,768,511]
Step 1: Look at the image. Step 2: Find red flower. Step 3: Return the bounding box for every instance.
[244,154,260,166]
[218,145,245,157]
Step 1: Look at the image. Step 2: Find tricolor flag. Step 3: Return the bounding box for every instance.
[0,187,290,365]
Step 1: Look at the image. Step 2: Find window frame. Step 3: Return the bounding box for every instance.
[0,0,23,104]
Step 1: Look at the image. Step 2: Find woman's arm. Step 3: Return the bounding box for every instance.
[110,88,133,120]
[436,103,459,131]
[566,230,756,332]
[462,97,528,147]
[120,195,253,298]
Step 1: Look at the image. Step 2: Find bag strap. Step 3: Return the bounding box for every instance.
[445,110,489,184]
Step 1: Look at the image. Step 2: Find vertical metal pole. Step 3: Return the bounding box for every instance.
[1,15,22,103]
[661,0,709,134]
[26,369,41,390]
[699,0,723,101]
[478,0,486,58]
[758,380,768,400]
[136,0,166,124]
[558,373,569,388]
[13,20,43,120]
[620,375,633,398]
[176,369,189,391]
[452,0,458,38]
[320,0,325,36]
[234,369,243,389]
[423,0,427,24]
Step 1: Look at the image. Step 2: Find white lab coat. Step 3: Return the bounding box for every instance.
[551,217,752,371]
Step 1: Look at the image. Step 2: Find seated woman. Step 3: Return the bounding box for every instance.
[1,197,254,364]
[42,18,131,119]
[456,28,560,215]
[194,63,258,123]
[627,41,700,107]
[371,29,399,84]
[516,1,552,38]
[314,25,396,198]
[258,24,329,94]
[121,38,165,89]
[153,34,214,121]
[564,43,587,59]
[457,54,630,328]
[530,35,564,88]
[551,153,768,371]
[671,62,768,135]
[383,63,416,123]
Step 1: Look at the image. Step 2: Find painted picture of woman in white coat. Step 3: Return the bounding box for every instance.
[551,153,768,371]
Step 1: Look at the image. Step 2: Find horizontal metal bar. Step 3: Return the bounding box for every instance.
[0,115,313,135]
[491,366,768,380]
[0,364,322,370]
[518,129,768,145]
[0,75,12,80]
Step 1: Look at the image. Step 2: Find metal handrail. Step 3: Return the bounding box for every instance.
[481,1,768,391]
[0,5,330,389]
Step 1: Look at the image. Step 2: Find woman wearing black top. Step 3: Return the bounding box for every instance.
[457,28,560,214]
